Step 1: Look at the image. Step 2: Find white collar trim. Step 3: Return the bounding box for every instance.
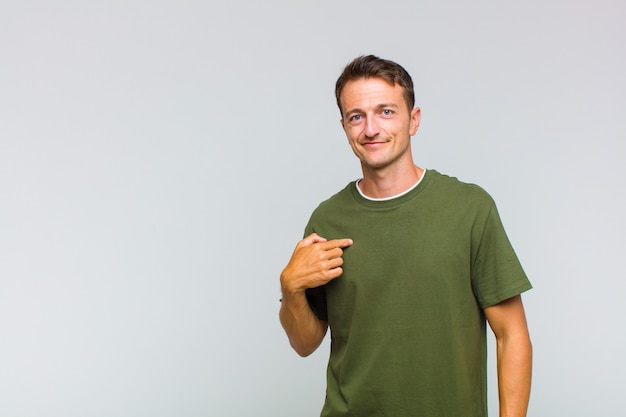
[355,169,427,201]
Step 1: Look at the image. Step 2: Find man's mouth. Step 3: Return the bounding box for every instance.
[362,141,386,147]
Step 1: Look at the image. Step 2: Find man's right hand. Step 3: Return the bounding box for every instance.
[280,233,353,295]
[279,233,353,356]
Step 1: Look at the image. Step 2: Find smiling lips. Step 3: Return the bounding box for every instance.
[361,140,388,147]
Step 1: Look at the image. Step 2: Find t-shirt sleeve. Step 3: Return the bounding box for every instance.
[305,286,328,322]
[471,203,532,308]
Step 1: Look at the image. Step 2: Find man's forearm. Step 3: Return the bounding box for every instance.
[279,289,327,357]
[497,333,532,417]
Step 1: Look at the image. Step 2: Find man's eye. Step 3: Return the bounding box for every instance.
[351,115,362,121]
[382,109,392,116]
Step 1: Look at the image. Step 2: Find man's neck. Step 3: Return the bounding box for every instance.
[358,163,424,199]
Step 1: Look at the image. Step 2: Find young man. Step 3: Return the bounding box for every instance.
[279,55,532,417]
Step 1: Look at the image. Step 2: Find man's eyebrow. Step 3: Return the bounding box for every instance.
[344,108,363,117]
[376,103,400,110]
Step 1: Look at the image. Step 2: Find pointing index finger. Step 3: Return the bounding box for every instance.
[320,238,353,250]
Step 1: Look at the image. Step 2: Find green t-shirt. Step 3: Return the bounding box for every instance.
[305,169,531,417]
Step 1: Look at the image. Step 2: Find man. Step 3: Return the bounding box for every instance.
[279,55,532,417]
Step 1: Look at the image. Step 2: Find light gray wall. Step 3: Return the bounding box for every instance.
[1,1,624,416]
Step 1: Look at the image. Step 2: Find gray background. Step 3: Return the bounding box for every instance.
[1,1,624,416]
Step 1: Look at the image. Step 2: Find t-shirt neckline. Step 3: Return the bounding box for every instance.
[355,169,428,201]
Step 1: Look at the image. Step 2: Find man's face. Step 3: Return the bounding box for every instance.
[340,77,420,172]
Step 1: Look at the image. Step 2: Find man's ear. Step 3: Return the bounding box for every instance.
[410,107,421,136]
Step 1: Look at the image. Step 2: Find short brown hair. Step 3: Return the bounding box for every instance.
[335,55,415,116]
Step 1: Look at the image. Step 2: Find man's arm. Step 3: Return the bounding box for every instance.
[279,233,352,357]
[484,295,532,417]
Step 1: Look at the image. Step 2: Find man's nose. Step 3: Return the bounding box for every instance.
[364,117,380,138]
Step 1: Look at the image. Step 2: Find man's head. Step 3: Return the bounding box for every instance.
[335,55,415,117]
[336,56,421,175]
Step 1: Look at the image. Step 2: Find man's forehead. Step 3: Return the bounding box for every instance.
[341,78,406,108]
